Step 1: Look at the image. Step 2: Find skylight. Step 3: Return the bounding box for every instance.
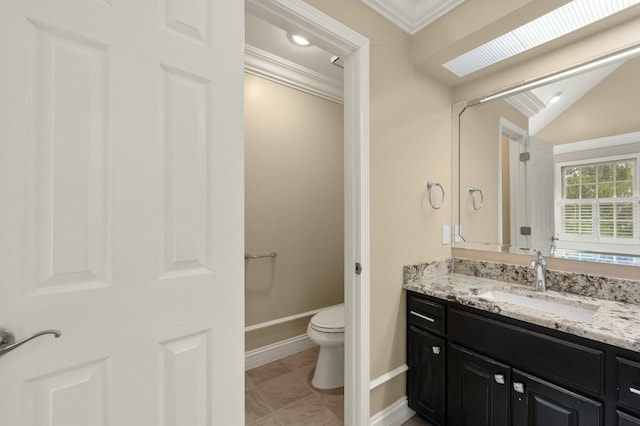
[442,0,640,77]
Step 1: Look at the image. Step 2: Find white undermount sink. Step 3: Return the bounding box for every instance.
[477,290,598,321]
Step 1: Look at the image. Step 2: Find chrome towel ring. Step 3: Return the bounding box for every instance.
[426,182,445,209]
[468,188,483,211]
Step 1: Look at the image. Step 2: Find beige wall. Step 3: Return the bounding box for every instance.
[302,0,452,415]
[457,100,527,246]
[244,73,344,351]
[537,57,640,144]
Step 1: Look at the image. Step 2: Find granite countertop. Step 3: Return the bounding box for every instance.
[404,273,640,352]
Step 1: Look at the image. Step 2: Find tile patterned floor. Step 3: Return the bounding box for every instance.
[401,415,432,425]
[244,346,431,426]
[245,347,344,425]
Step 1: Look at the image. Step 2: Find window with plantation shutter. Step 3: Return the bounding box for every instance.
[556,158,639,251]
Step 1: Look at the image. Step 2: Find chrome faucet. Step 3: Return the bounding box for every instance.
[529,250,547,291]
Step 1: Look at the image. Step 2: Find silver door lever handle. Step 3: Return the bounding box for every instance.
[0,328,62,357]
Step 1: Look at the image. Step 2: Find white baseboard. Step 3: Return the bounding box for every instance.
[370,397,416,426]
[245,334,317,371]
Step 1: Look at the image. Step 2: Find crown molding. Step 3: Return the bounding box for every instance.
[505,91,546,118]
[359,0,465,35]
[245,44,344,104]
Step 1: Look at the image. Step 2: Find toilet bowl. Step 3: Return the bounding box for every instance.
[307,304,344,390]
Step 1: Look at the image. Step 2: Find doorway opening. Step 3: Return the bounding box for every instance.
[244,1,370,425]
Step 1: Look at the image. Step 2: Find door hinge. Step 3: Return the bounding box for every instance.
[355,263,362,275]
[519,152,530,162]
[520,226,532,236]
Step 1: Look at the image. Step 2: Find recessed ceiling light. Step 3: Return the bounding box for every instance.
[443,0,640,77]
[288,33,311,47]
[547,92,562,105]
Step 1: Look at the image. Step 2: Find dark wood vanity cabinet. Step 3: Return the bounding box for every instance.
[448,344,601,426]
[407,296,447,426]
[407,325,446,426]
[617,358,640,416]
[406,290,640,426]
[448,344,510,426]
[510,370,602,426]
[618,411,640,426]
[616,357,640,425]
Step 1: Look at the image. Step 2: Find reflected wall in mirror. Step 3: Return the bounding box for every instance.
[454,49,640,266]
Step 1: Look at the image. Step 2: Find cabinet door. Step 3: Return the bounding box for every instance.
[618,410,640,426]
[511,370,602,426]
[407,325,446,426]
[448,344,510,426]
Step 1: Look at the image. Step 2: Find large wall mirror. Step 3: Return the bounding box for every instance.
[453,46,640,266]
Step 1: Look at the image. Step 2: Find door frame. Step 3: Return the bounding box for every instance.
[245,0,370,423]
[500,117,528,253]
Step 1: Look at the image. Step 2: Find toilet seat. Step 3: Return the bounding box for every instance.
[310,305,344,333]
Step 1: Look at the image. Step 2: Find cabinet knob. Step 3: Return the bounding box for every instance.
[513,382,525,393]
[432,346,441,355]
[494,374,505,385]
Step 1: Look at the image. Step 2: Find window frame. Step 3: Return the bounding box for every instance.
[554,152,640,254]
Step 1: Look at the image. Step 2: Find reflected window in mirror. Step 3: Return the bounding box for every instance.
[556,155,639,255]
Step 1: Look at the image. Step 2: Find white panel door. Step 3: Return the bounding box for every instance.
[0,0,244,425]
[528,137,555,255]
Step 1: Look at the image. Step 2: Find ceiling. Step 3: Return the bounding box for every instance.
[245,13,343,82]
[245,1,640,88]
[411,0,640,87]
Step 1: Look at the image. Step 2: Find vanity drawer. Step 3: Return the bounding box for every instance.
[617,357,640,413]
[408,294,445,336]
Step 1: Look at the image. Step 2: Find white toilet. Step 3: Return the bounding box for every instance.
[307,304,345,390]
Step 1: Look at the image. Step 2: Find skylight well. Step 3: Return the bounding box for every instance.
[443,0,640,77]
